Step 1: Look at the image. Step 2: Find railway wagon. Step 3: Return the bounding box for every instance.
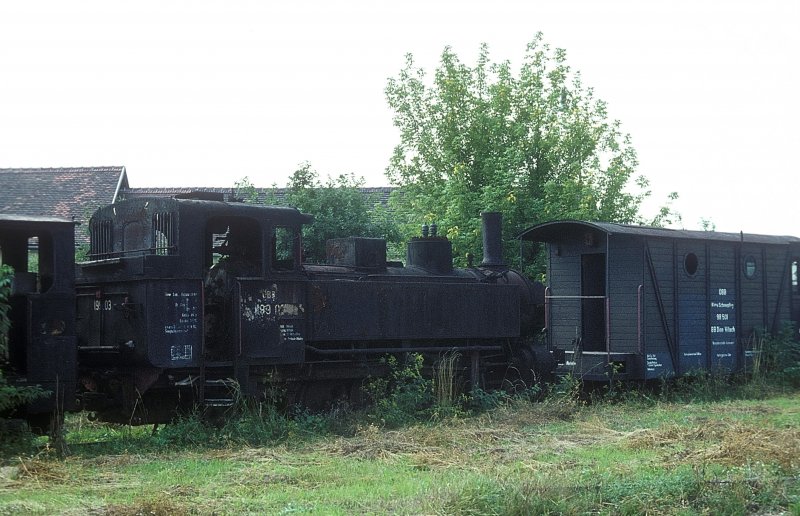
[520,221,800,380]
[0,215,78,431]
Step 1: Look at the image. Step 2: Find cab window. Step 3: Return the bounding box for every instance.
[205,216,262,273]
[152,212,177,255]
[272,226,299,271]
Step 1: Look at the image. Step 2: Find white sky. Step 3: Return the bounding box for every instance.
[1,0,797,235]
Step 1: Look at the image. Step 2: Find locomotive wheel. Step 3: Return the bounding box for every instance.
[505,343,553,392]
[289,379,357,410]
[24,411,59,436]
[503,346,535,392]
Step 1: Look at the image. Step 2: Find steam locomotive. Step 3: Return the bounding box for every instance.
[2,194,550,429]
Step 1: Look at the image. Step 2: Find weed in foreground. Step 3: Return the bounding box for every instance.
[362,354,434,428]
[749,325,800,388]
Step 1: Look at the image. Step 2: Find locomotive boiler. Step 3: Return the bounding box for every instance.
[75,195,547,424]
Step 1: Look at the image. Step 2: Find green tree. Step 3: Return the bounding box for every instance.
[241,164,400,264]
[385,34,677,273]
[284,163,400,263]
[234,176,260,204]
[0,265,12,361]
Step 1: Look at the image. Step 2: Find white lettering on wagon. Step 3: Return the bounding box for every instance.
[280,324,304,342]
[709,286,736,365]
[646,353,664,372]
[241,286,304,323]
[163,291,200,335]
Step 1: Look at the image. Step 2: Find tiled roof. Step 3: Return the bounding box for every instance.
[0,167,128,245]
[0,169,392,249]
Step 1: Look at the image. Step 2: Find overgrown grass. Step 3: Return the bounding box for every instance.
[2,337,799,514]
[1,392,798,514]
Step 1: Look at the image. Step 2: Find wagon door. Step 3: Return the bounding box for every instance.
[581,253,606,351]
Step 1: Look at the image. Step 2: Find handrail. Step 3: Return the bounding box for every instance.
[545,295,607,299]
[87,245,177,259]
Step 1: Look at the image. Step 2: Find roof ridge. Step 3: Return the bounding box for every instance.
[0,166,125,173]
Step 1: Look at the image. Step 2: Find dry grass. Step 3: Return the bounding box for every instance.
[313,401,602,473]
[319,423,470,464]
[626,420,800,470]
[97,498,191,516]
[13,457,69,484]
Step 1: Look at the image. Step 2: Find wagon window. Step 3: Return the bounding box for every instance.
[684,252,699,276]
[27,237,38,274]
[792,259,798,293]
[743,255,757,279]
[22,234,53,293]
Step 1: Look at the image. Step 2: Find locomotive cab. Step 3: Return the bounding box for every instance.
[76,197,312,423]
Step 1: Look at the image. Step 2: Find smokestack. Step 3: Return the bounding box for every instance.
[480,211,504,267]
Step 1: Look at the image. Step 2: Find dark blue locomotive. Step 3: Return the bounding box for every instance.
[73,195,546,424]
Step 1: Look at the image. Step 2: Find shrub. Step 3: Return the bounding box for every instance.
[1,265,49,453]
[362,354,434,427]
[750,325,800,387]
[1,265,47,415]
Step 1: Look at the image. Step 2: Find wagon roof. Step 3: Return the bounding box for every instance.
[91,196,314,224]
[518,220,800,245]
[0,213,77,225]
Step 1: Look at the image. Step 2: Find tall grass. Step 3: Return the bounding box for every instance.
[433,350,460,410]
[749,325,800,387]
[4,331,798,459]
